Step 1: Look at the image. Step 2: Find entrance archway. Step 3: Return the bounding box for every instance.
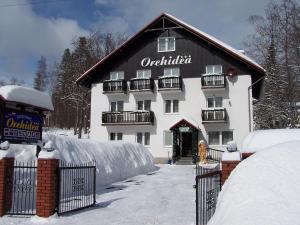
[170,119,199,163]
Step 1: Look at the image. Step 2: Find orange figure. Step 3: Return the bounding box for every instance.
[198,140,207,164]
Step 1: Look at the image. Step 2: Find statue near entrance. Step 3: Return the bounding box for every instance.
[198,140,207,164]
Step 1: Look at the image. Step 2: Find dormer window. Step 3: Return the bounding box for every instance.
[110,71,124,80]
[206,65,222,74]
[158,37,175,52]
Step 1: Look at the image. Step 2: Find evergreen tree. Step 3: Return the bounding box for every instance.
[33,56,47,91]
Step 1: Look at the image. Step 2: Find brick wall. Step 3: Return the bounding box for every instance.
[36,158,59,217]
[0,157,14,217]
[221,160,240,185]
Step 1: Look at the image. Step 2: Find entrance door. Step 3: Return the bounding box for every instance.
[181,132,193,157]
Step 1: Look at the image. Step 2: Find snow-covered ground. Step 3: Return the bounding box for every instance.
[1,165,196,225]
[209,141,300,225]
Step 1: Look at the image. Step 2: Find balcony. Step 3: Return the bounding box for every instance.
[158,76,182,91]
[129,78,154,92]
[202,108,226,123]
[201,74,225,89]
[103,80,127,93]
[102,111,154,125]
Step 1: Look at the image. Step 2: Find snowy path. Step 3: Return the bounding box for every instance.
[1,165,196,225]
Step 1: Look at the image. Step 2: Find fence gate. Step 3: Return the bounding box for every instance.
[4,161,37,215]
[57,161,96,215]
[195,168,221,225]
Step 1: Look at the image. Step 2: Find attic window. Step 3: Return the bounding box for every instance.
[158,37,175,52]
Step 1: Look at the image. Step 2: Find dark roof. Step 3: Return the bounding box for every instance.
[76,13,265,87]
[170,119,198,131]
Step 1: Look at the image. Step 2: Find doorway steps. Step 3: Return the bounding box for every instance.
[176,157,193,165]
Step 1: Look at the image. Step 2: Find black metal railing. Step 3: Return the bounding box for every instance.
[201,74,225,88]
[130,78,154,91]
[102,111,154,125]
[103,80,127,93]
[158,76,182,90]
[57,161,96,215]
[202,109,226,122]
[5,161,37,215]
[195,169,221,225]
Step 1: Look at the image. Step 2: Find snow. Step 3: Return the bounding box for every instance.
[0,141,10,150]
[209,141,300,225]
[0,85,54,111]
[1,165,196,225]
[0,149,14,159]
[38,149,61,159]
[241,129,300,153]
[221,152,241,161]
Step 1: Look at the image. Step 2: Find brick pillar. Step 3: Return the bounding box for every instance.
[0,156,14,217]
[221,152,241,185]
[36,156,59,217]
[242,152,254,160]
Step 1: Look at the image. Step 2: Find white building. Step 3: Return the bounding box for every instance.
[76,13,265,163]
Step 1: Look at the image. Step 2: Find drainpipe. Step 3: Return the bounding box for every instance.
[248,76,265,132]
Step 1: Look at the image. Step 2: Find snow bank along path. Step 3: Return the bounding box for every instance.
[209,141,300,225]
[11,133,156,189]
[241,129,300,152]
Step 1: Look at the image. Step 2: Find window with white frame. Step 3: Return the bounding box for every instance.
[136,132,150,146]
[110,132,123,141]
[110,71,124,80]
[163,131,173,146]
[207,97,223,108]
[164,67,179,77]
[158,37,175,52]
[137,100,151,111]
[110,101,124,112]
[208,131,233,145]
[205,65,222,74]
[136,69,151,78]
[165,100,179,113]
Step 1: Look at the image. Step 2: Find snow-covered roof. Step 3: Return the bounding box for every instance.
[170,116,200,130]
[241,129,300,153]
[209,141,300,225]
[76,13,265,87]
[0,85,54,111]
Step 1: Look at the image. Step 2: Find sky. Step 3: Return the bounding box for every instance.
[0,0,273,87]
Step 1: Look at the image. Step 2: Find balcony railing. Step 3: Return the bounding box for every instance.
[129,78,154,92]
[103,80,127,93]
[158,76,182,91]
[201,74,225,88]
[102,111,154,125]
[202,108,226,122]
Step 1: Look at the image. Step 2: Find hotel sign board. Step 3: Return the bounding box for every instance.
[1,109,43,144]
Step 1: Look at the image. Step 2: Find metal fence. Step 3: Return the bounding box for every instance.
[195,168,221,225]
[57,161,96,215]
[5,161,37,215]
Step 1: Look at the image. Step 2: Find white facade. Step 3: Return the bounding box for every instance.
[90,75,253,162]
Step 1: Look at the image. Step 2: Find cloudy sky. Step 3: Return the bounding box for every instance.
[0,0,272,86]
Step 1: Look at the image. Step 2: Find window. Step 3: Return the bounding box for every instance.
[164,68,179,76]
[208,132,220,145]
[137,100,151,111]
[165,100,179,113]
[137,70,151,78]
[110,71,124,80]
[206,65,222,74]
[208,131,233,145]
[164,131,173,146]
[110,101,123,112]
[222,131,233,145]
[207,97,223,108]
[136,132,150,145]
[110,133,123,141]
[158,37,175,52]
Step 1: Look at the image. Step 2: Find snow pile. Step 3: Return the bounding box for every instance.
[12,133,156,188]
[209,141,300,225]
[0,85,53,111]
[242,129,300,153]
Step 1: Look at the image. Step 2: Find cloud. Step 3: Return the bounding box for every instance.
[0,2,89,83]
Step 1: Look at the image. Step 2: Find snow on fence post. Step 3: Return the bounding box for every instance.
[36,146,60,218]
[0,145,14,217]
[221,152,241,185]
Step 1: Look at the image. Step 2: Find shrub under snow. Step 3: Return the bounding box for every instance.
[209,141,300,225]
